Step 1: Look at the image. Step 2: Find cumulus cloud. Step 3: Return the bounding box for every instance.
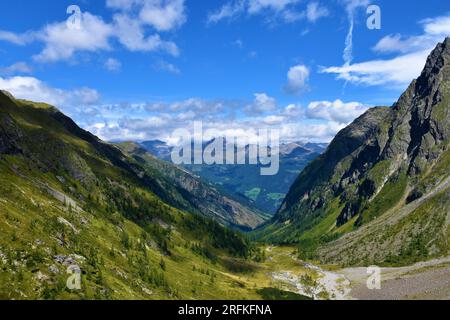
[322,13,450,87]
[139,0,186,31]
[33,12,114,62]
[113,13,179,55]
[0,76,100,109]
[0,2,185,63]
[245,93,277,114]
[79,94,369,144]
[107,0,187,31]
[284,65,310,94]
[305,99,369,124]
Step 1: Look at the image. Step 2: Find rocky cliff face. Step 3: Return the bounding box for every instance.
[257,38,450,266]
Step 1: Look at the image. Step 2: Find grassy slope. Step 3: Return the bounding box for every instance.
[314,145,450,266]
[0,159,313,299]
[255,147,449,267]
[0,93,270,300]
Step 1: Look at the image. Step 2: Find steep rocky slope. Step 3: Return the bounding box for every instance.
[256,38,450,267]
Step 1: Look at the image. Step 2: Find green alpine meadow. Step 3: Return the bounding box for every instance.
[0,1,449,303]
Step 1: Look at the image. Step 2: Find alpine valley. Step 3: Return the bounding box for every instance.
[0,38,449,300]
[140,139,327,214]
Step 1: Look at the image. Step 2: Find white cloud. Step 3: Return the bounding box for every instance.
[113,13,179,55]
[247,0,299,14]
[374,16,450,55]
[342,0,369,66]
[106,0,142,11]
[322,50,429,86]
[139,0,186,31]
[306,2,329,22]
[87,122,150,142]
[262,115,285,125]
[284,65,310,94]
[0,74,367,144]
[0,62,33,75]
[208,0,328,24]
[107,0,187,31]
[71,94,369,143]
[373,34,424,54]
[104,58,122,72]
[423,15,450,35]
[0,4,183,63]
[279,121,346,142]
[323,13,450,87]
[246,93,277,114]
[154,60,181,74]
[72,88,101,105]
[120,116,169,130]
[0,76,100,109]
[305,99,369,124]
[34,12,114,62]
[283,104,303,117]
[0,30,35,45]
[146,98,227,115]
[207,0,246,24]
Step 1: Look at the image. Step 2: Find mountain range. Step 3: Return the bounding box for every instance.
[141,140,327,213]
[0,38,449,300]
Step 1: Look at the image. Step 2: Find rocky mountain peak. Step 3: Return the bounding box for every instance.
[384,38,450,175]
[418,36,450,86]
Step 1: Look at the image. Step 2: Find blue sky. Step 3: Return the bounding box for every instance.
[0,0,449,143]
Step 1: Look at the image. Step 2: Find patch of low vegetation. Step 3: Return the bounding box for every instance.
[220,257,259,274]
[359,173,407,225]
[257,287,311,300]
[244,188,261,201]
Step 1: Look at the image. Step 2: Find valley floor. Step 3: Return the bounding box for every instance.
[260,246,450,300]
[340,257,450,300]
